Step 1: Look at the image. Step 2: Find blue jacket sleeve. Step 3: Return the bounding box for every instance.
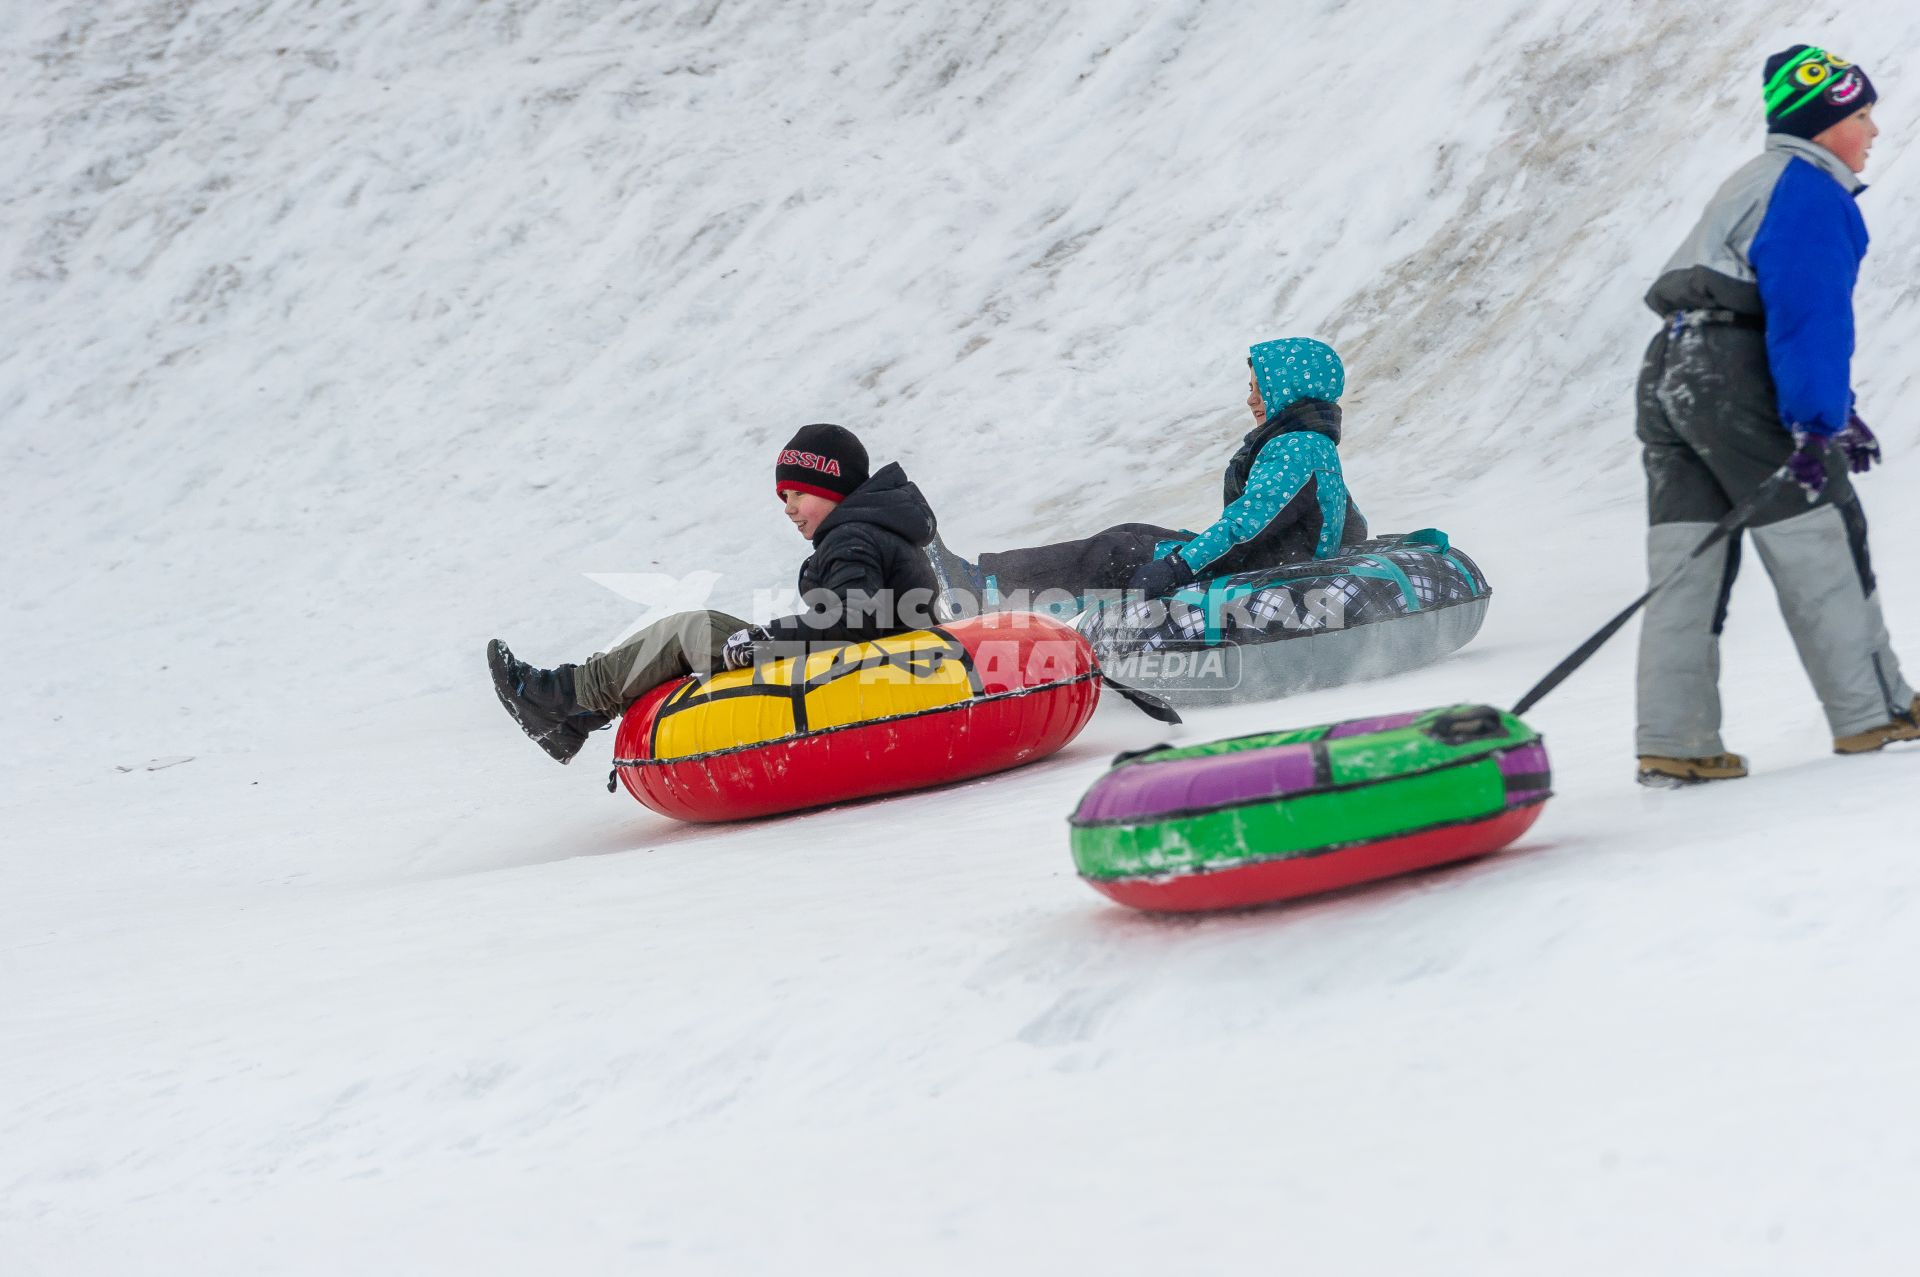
[1173,434,1344,573]
[1748,159,1867,437]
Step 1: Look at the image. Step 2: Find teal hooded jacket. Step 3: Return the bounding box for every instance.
[1166,337,1360,574]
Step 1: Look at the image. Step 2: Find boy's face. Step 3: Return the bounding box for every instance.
[781,489,840,541]
[1813,103,1879,174]
[1247,367,1267,426]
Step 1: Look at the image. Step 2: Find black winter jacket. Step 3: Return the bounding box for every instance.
[760,462,941,645]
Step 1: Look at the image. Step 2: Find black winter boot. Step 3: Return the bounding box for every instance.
[487,640,609,764]
[538,710,613,765]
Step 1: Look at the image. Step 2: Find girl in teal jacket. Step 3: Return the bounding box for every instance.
[963,338,1366,603]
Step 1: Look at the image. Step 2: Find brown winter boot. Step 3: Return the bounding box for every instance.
[1833,697,1920,755]
[1636,752,1750,788]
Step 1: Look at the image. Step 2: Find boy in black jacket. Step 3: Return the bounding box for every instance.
[490,424,940,763]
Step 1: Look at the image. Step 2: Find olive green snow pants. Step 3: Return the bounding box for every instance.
[572,609,748,716]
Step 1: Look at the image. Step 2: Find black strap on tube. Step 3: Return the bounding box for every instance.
[1099,671,1183,724]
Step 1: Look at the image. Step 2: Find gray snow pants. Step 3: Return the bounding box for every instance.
[1633,318,1912,756]
[572,609,748,716]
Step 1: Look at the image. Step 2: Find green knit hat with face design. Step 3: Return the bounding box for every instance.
[1764,45,1876,141]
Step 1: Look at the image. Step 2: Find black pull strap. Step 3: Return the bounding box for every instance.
[1099,671,1183,724]
[1511,468,1789,718]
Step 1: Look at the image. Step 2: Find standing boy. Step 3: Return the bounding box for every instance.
[489,424,940,763]
[1634,44,1915,786]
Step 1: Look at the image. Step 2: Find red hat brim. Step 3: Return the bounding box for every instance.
[774,480,847,504]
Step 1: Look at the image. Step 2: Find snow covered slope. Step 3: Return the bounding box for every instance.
[5,1,1920,1271]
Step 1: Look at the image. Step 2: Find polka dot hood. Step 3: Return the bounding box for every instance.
[1249,337,1345,414]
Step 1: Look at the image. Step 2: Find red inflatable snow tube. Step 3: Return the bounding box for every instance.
[613,613,1102,822]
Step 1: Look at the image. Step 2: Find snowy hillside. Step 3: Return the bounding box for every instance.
[6,1,1920,1272]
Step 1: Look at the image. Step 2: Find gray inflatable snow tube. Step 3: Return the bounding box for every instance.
[1074,531,1491,708]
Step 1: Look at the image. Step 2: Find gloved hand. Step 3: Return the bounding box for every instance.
[1786,432,1831,497]
[1837,412,1882,475]
[721,625,770,670]
[1128,551,1198,601]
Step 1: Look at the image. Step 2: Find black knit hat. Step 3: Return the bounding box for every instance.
[774,423,869,502]
[1764,45,1876,141]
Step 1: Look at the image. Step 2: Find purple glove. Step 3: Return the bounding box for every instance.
[1837,412,1882,475]
[1786,432,1831,496]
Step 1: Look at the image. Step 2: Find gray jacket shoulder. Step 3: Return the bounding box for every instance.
[1645,136,1860,316]
[1656,150,1790,286]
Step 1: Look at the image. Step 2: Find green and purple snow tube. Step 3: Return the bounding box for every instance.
[1069,704,1550,912]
